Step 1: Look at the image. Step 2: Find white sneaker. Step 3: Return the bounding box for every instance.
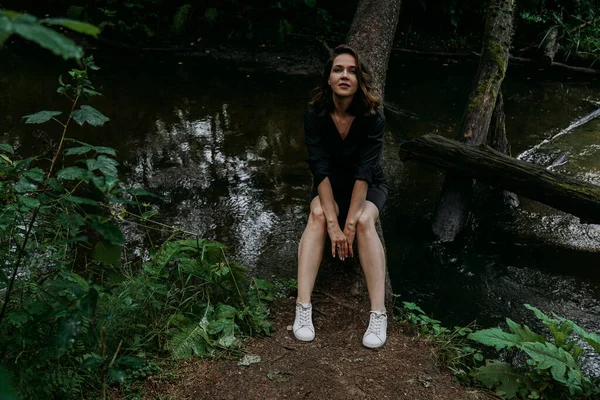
[362,311,387,349]
[293,302,315,342]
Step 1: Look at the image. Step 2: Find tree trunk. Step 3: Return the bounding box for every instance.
[346,0,402,100]
[431,0,515,242]
[342,0,402,309]
[541,26,559,66]
[487,91,519,207]
[400,134,600,224]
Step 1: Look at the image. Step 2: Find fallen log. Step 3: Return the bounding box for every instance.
[400,134,600,224]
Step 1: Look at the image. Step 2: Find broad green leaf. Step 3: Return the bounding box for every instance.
[17,195,40,209]
[167,324,210,359]
[572,324,600,354]
[62,195,100,206]
[91,222,125,246]
[22,110,62,124]
[0,143,14,153]
[108,367,126,383]
[42,18,100,37]
[87,155,118,177]
[0,15,13,46]
[304,0,317,8]
[23,168,44,182]
[14,177,37,193]
[57,166,91,181]
[218,333,236,348]
[94,146,116,156]
[522,342,577,384]
[71,105,109,126]
[403,301,426,314]
[64,145,93,155]
[12,16,83,60]
[506,318,546,344]
[468,328,522,351]
[83,88,102,97]
[92,240,122,267]
[472,361,523,399]
[81,354,103,369]
[207,319,226,334]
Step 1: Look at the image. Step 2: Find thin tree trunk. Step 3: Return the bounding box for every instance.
[400,134,600,224]
[343,0,402,309]
[487,91,519,207]
[541,26,559,66]
[431,0,516,242]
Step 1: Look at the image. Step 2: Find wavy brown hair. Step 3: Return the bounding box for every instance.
[310,44,380,116]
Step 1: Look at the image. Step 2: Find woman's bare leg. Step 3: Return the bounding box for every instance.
[356,201,386,312]
[296,196,337,303]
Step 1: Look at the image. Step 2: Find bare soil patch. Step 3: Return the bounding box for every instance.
[139,263,489,400]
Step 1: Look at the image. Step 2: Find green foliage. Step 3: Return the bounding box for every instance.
[401,301,600,399]
[398,302,483,378]
[0,10,99,60]
[0,57,273,399]
[172,4,193,34]
[469,304,600,399]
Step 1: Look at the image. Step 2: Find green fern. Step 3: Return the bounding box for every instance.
[166,322,211,359]
[172,4,192,34]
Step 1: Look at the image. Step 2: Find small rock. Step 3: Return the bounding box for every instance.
[238,354,261,366]
[286,325,292,331]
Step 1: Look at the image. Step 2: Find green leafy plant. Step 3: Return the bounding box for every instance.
[0,54,274,398]
[398,302,483,378]
[0,10,99,59]
[469,304,600,399]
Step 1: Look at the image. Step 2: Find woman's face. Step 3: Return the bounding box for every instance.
[328,53,358,99]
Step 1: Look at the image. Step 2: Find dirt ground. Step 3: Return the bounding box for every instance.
[139,262,490,400]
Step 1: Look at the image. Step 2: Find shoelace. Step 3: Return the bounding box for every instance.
[297,305,311,327]
[366,312,385,336]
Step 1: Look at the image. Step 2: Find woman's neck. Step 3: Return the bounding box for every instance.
[332,94,353,116]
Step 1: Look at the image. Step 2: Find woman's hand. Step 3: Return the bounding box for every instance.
[327,222,348,260]
[343,223,356,258]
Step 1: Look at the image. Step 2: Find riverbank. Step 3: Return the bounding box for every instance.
[119,263,487,400]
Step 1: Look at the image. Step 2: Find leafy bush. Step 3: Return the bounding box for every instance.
[469,304,600,399]
[0,55,273,399]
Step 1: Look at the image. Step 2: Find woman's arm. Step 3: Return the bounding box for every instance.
[344,111,386,256]
[304,110,348,259]
[343,180,368,257]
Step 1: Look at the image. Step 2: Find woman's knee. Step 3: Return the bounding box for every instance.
[308,203,326,227]
[356,208,377,235]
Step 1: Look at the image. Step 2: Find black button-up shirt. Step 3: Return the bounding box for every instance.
[304,106,387,194]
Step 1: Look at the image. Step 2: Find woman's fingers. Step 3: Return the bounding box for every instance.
[331,240,336,258]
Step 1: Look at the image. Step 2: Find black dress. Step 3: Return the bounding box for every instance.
[304,106,388,223]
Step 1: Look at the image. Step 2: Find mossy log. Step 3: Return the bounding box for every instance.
[400,134,600,224]
[432,0,516,242]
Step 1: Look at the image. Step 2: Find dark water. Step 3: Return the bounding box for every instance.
[2,53,600,367]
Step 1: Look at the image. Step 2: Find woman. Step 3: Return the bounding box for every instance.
[293,45,389,349]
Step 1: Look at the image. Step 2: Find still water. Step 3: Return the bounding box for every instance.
[2,52,599,354]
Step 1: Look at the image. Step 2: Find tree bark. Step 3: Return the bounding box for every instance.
[541,26,559,66]
[431,0,515,242]
[342,0,402,309]
[346,0,402,101]
[400,134,600,224]
[487,91,519,207]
